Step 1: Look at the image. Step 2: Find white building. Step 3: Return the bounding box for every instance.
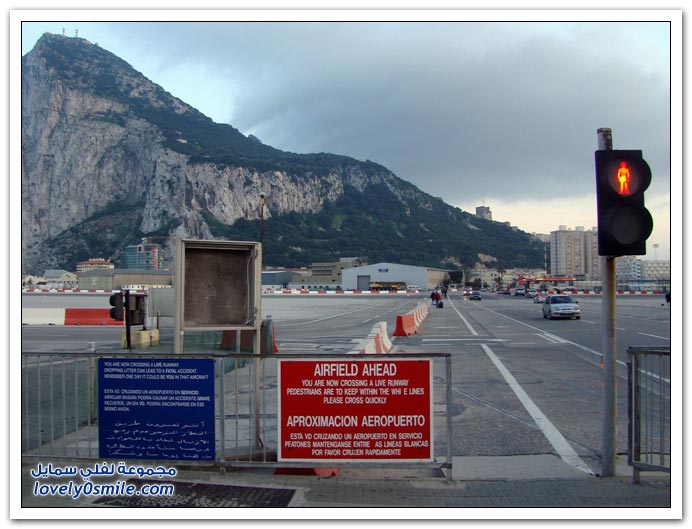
[340,262,450,290]
[641,260,671,281]
[615,256,643,281]
[617,257,670,281]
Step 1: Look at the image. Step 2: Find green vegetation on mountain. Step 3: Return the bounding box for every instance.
[25,33,545,272]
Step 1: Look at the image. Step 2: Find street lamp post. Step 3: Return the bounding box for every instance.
[258,191,266,245]
[254,190,266,450]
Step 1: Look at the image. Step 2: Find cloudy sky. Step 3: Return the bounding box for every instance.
[17,8,678,260]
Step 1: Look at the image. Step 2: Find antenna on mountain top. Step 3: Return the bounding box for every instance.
[62,28,65,36]
[75,29,79,38]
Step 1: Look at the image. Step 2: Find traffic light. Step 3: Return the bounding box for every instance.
[109,293,124,321]
[595,149,653,256]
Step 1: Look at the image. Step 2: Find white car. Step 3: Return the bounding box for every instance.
[542,295,581,320]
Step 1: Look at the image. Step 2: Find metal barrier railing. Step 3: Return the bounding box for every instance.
[21,351,453,479]
[627,346,671,483]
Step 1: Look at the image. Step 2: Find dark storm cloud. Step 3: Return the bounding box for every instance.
[63,21,673,205]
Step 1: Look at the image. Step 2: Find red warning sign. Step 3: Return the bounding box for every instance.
[278,358,433,462]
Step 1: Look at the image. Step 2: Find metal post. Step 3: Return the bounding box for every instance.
[254,194,266,451]
[259,191,266,245]
[217,358,226,465]
[253,244,263,450]
[597,128,618,478]
[601,257,617,476]
[174,239,184,354]
[446,355,453,482]
[124,290,132,350]
[88,342,96,422]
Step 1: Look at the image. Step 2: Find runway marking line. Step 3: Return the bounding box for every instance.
[481,344,594,476]
[447,297,594,476]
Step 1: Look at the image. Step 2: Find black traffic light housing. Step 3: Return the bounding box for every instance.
[109,293,124,321]
[129,294,145,326]
[595,149,653,256]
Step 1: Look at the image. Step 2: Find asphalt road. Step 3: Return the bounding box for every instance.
[390,292,671,474]
[20,291,671,475]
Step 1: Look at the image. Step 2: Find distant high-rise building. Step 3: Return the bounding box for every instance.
[122,243,160,270]
[475,206,492,220]
[550,226,601,280]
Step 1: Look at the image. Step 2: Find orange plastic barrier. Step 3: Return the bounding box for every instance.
[64,308,121,326]
[392,303,428,337]
[393,313,417,336]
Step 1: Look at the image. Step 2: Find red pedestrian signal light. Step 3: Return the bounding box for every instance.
[615,161,631,195]
[595,150,653,256]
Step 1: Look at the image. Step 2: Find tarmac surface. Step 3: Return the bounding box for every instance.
[19,454,674,517]
[17,297,676,518]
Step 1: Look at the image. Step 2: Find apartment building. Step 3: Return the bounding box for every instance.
[550,226,601,281]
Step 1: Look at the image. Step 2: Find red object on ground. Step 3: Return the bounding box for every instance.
[64,308,122,326]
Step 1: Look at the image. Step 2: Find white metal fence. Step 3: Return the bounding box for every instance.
[627,346,671,483]
[21,351,453,478]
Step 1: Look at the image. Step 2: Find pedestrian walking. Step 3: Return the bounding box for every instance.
[431,290,442,307]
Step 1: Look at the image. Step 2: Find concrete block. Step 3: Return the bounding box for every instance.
[121,329,160,348]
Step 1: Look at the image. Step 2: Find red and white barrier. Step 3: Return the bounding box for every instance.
[348,321,393,354]
[22,308,122,326]
[393,303,429,336]
[22,289,147,294]
[542,290,666,295]
[23,288,666,296]
[262,289,419,295]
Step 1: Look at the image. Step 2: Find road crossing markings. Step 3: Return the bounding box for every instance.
[481,343,595,476]
[470,304,630,369]
[447,299,594,476]
[448,298,478,336]
[422,338,506,342]
[299,303,390,326]
[536,332,568,344]
[638,332,670,341]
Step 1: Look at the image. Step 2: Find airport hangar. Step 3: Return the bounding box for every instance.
[340,262,451,291]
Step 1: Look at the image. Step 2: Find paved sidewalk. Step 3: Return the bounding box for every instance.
[18,455,673,514]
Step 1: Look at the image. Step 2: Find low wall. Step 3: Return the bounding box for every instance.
[22,308,122,326]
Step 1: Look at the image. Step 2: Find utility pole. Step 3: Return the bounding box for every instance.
[595,127,654,477]
[597,127,617,477]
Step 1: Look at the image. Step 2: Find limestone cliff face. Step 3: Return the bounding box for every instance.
[20,34,411,274]
[21,33,544,274]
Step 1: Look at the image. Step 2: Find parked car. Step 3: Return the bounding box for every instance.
[469,292,482,301]
[534,293,547,304]
[514,288,526,296]
[542,295,580,320]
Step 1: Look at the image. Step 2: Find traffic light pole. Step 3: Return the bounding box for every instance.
[124,289,132,350]
[597,127,617,477]
[601,255,617,477]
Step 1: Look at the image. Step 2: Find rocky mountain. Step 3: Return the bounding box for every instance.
[21,33,544,275]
